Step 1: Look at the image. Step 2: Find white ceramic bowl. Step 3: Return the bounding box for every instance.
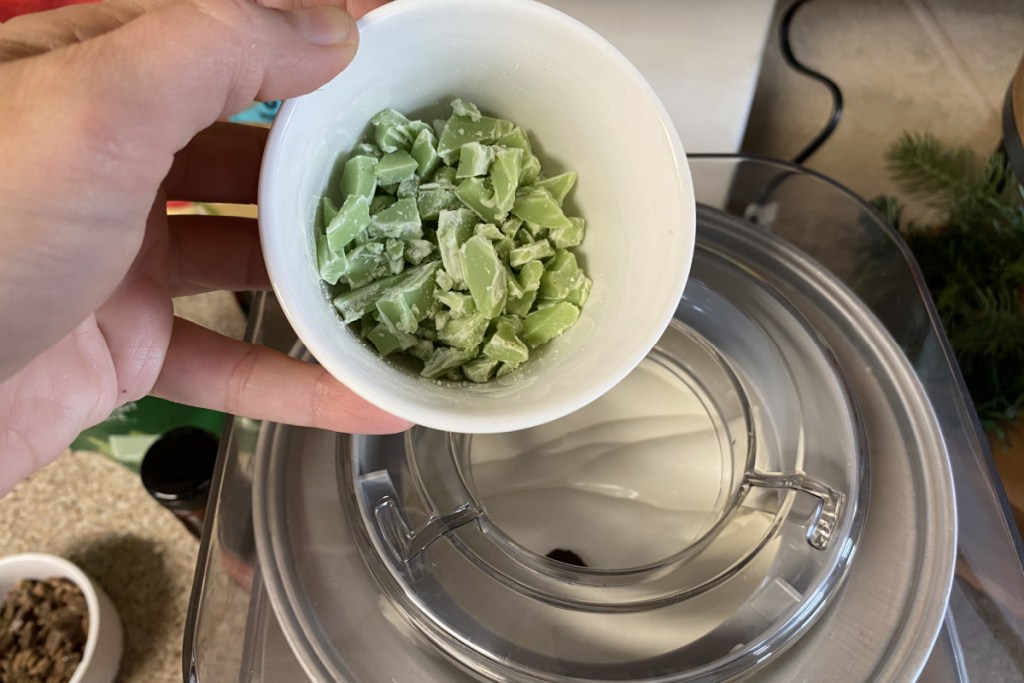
[0,553,123,683]
[260,0,695,433]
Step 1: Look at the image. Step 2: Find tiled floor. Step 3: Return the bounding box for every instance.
[741,0,1024,532]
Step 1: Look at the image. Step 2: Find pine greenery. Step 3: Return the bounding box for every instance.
[876,132,1024,430]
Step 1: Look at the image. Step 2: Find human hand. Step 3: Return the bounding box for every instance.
[0,0,409,494]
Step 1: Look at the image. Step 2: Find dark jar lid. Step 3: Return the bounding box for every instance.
[141,427,218,512]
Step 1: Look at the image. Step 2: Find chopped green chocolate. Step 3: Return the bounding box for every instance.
[455,177,503,224]
[483,323,529,364]
[437,208,476,284]
[491,147,523,215]
[523,302,580,347]
[539,250,580,301]
[417,187,461,220]
[322,196,339,226]
[509,239,555,268]
[326,194,370,252]
[456,142,495,179]
[375,150,419,185]
[316,235,347,285]
[463,356,501,383]
[317,99,590,382]
[549,215,586,249]
[422,345,479,379]
[369,197,422,240]
[341,155,378,201]
[512,187,573,230]
[535,171,578,205]
[461,235,507,318]
[371,109,414,153]
[410,127,442,178]
[437,114,514,164]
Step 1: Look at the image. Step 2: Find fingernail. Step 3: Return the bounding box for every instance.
[286,6,356,46]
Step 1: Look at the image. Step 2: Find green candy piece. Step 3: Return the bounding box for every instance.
[437,312,489,349]
[371,108,413,153]
[369,197,422,240]
[566,271,592,307]
[397,177,419,199]
[455,177,503,224]
[437,113,514,164]
[451,98,483,121]
[340,155,378,201]
[367,322,416,357]
[404,239,435,265]
[421,345,479,379]
[340,241,388,288]
[353,142,382,159]
[483,324,529,365]
[461,235,507,318]
[509,239,554,268]
[417,187,461,220]
[410,127,441,178]
[495,127,532,152]
[436,290,476,317]
[456,142,496,178]
[539,250,580,301]
[316,235,346,285]
[535,171,577,205]
[503,264,524,299]
[523,302,580,348]
[505,288,537,318]
[512,187,573,230]
[369,194,397,214]
[326,194,370,252]
[475,223,504,241]
[549,216,586,249]
[519,154,542,185]
[491,147,523,215]
[375,150,419,185]
[332,261,438,323]
[463,356,501,383]
[322,196,339,227]
[437,208,476,284]
[518,260,545,292]
[432,166,458,187]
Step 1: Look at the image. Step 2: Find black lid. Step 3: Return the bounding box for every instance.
[141,427,218,512]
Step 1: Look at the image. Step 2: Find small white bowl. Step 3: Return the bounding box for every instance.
[0,553,123,683]
[259,0,695,433]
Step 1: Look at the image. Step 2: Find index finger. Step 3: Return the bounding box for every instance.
[154,318,412,434]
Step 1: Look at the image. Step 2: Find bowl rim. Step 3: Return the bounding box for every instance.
[259,0,696,433]
[0,552,104,683]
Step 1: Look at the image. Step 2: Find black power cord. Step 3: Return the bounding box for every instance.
[780,0,844,164]
[740,0,846,225]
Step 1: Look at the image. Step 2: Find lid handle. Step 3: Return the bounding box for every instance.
[745,471,844,550]
[360,470,480,563]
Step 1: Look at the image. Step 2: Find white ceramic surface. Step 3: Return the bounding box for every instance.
[260,0,695,433]
[0,553,123,683]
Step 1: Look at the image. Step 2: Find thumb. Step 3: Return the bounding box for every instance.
[27,0,357,195]
[0,0,358,377]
